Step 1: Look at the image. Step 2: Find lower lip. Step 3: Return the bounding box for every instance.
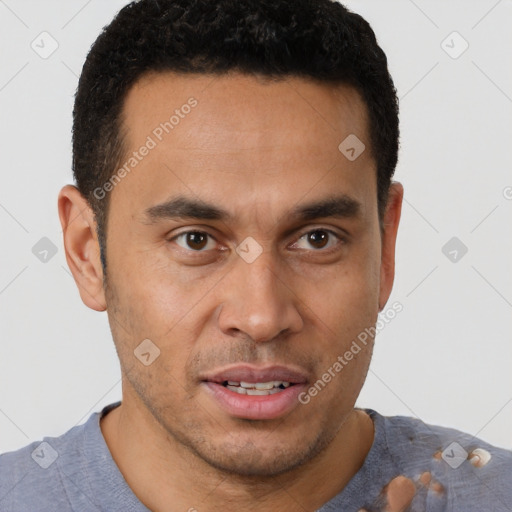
[202,382,307,420]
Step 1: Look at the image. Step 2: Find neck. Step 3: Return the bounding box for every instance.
[100,392,374,512]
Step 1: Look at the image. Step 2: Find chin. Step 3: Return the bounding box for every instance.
[194,443,310,477]
[174,424,334,478]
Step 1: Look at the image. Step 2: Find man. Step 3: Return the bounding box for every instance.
[1,0,510,510]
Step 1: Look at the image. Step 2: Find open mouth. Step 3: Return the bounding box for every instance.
[221,380,293,396]
[201,369,307,420]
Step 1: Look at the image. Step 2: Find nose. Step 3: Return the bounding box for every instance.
[217,251,304,343]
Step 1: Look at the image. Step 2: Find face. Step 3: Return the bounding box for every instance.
[99,72,397,476]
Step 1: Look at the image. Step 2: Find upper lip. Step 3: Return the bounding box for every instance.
[201,364,309,384]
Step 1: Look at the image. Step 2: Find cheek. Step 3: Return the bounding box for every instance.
[306,254,380,333]
[297,255,380,392]
[110,245,221,335]
[105,248,229,388]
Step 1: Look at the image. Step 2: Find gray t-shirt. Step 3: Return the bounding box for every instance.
[1,402,511,511]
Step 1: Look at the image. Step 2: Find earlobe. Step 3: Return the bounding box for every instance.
[58,185,107,312]
[378,182,404,311]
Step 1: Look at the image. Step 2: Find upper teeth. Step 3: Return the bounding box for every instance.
[227,381,291,389]
[224,381,292,395]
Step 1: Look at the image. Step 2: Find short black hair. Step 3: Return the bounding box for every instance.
[72,0,399,273]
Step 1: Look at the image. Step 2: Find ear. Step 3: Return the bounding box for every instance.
[58,185,106,311]
[378,181,404,311]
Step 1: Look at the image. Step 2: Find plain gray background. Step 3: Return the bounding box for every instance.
[0,0,511,454]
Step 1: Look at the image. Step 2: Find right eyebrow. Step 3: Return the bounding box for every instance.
[141,196,231,224]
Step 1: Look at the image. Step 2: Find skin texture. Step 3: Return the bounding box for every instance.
[58,72,403,512]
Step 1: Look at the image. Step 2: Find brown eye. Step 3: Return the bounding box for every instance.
[307,230,329,249]
[186,232,208,250]
[174,231,215,251]
[293,229,341,251]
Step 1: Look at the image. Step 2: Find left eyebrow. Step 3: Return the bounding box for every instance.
[141,193,362,225]
[290,194,362,221]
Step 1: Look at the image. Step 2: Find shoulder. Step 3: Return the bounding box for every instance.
[0,414,97,512]
[366,409,512,510]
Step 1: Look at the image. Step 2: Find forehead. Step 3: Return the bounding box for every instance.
[122,71,370,152]
[112,71,376,223]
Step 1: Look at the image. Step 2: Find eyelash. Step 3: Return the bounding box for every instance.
[169,228,346,254]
